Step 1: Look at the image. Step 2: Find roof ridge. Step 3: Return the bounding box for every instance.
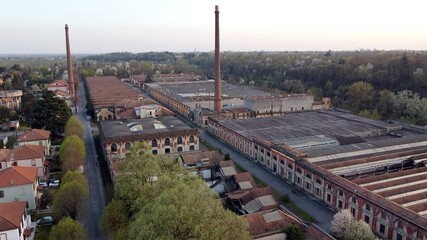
[12,166,34,182]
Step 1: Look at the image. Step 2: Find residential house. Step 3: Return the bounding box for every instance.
[0,145,46,177]
[47,79,69,94]
[0,201,32,240]
[17,129,51,156]
[0,166,39,210]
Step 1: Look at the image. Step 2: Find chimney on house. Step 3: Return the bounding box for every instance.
[214,5,222,113]
[65,24,75,96]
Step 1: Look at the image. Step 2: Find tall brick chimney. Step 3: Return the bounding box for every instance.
[65,24,75,96]
[214,5,222,112]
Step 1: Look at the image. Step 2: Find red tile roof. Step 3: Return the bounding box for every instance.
[245,209,302,237]
[305,223,336,240]
[47,79,68,87]
[117,109,136,119]
[18,129,50,142]
[0,166,38,187]
[0,149,11,162]
[0,201,28,231]
[4,145,45,162]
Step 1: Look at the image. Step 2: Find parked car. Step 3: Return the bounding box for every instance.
[36,216,54,226]
[48,179,60,187]
[40,181,48,187]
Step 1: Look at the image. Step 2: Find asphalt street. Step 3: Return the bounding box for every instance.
[75,81,107,240]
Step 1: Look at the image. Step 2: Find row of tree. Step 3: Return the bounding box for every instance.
[50,117,88,239]
[100,142,249,240]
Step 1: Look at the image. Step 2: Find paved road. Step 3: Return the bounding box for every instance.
[75,80,107,240]
[200,130,334,231]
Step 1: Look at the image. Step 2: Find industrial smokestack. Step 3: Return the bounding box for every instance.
[214,5,222,112]
[65,24,75,96]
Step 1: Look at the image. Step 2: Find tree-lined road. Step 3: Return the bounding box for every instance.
[75,80,107,240]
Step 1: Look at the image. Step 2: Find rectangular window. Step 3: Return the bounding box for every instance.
[351,208,356,217]
[364,215,370,224]
[379,224,385,235]
[338,200,343,209]
[31,159,36,166]
[0,190,4,198]
[326,193,331,203]
[39,141,43,145]
[396,234,403,240]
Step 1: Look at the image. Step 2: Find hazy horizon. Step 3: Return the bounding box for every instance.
[1,0,427,54]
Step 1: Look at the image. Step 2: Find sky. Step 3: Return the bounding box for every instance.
[1,0,427,54]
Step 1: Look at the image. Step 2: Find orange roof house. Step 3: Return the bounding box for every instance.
[18,129,50,142]
[0,166,39,209]
[0,201,32,239]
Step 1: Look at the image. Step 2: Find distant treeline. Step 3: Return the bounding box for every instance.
[81,50,427,125]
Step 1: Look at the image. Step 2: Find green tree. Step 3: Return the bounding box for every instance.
[61,170,88,187]
[0,106,11,123]
[49,217,87,240]
[347,81,373,112]
[377,89,395,119]
[283,224,305,240]
[358,109,381,120]
[99,200,128,239]
[52,179,89,220]
[128,177,249,240]
[31,91,72,138]
[59,135,86,171]
[64,116,84,139]
[114,142,185,215]
[307,87,323,102]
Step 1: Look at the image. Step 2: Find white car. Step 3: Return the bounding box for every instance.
[49,180,60,187]
[39,182,48,188]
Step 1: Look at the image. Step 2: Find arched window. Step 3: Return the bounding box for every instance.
[98,115,103,121]
[305,173,312,179]
[376,212,389,237]
[296,168,302,174]
[108,114,113,120]
[125,142,131,150]
[362,204,373,227]
[177,136,183,145]
[189,135,195,143]
[287,163,293,170]
[349,196,358,218]
[412,231,425,240]
[315,178,322,185]
[393,221,407,240]
[337,190,345,209]
[152,139,158,148]
[165,138,170,146]
[280,159,285,165]
[325,184,333,204]
[111,143,118,152]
